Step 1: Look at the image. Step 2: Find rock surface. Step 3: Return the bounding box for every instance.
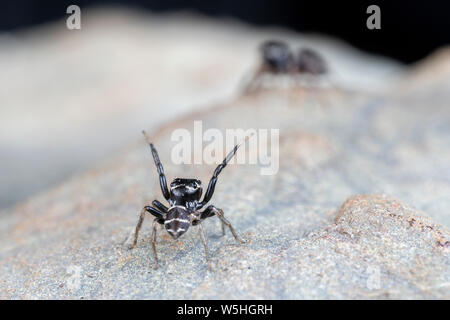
[1,9,450,299]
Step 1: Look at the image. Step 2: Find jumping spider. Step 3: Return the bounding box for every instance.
[129,131,250,269]
[243,40,328,92]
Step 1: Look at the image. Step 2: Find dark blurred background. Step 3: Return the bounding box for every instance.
[1,0,449,63]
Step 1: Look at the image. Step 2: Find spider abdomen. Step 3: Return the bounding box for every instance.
[164,206,191,239]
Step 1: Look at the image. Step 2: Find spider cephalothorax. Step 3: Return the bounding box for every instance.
[169,178,202,205]
[129,131,251,269]
[260,40,296,73]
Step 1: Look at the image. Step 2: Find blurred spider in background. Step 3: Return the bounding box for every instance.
[243,40,329,93]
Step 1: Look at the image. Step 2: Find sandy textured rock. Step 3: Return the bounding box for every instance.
[1,80,450,299]
[1,8,450,300]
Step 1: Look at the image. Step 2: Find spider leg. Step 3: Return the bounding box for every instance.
[129,205,164,249]
[129,207,146,249]
[243,63,273,94]
[243,68,264,94]
[200,205,244,243]
[142,131,170,200]
[197,222,212,270]
[152,200,168,213]
[198,134,253,209]
[151,218,159,269]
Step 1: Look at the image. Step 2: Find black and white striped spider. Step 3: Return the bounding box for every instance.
[129,131,249,269]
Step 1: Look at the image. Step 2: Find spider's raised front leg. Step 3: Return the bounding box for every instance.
[199,205,245,243]
[142,130,171,200]
[197,133,252,210]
